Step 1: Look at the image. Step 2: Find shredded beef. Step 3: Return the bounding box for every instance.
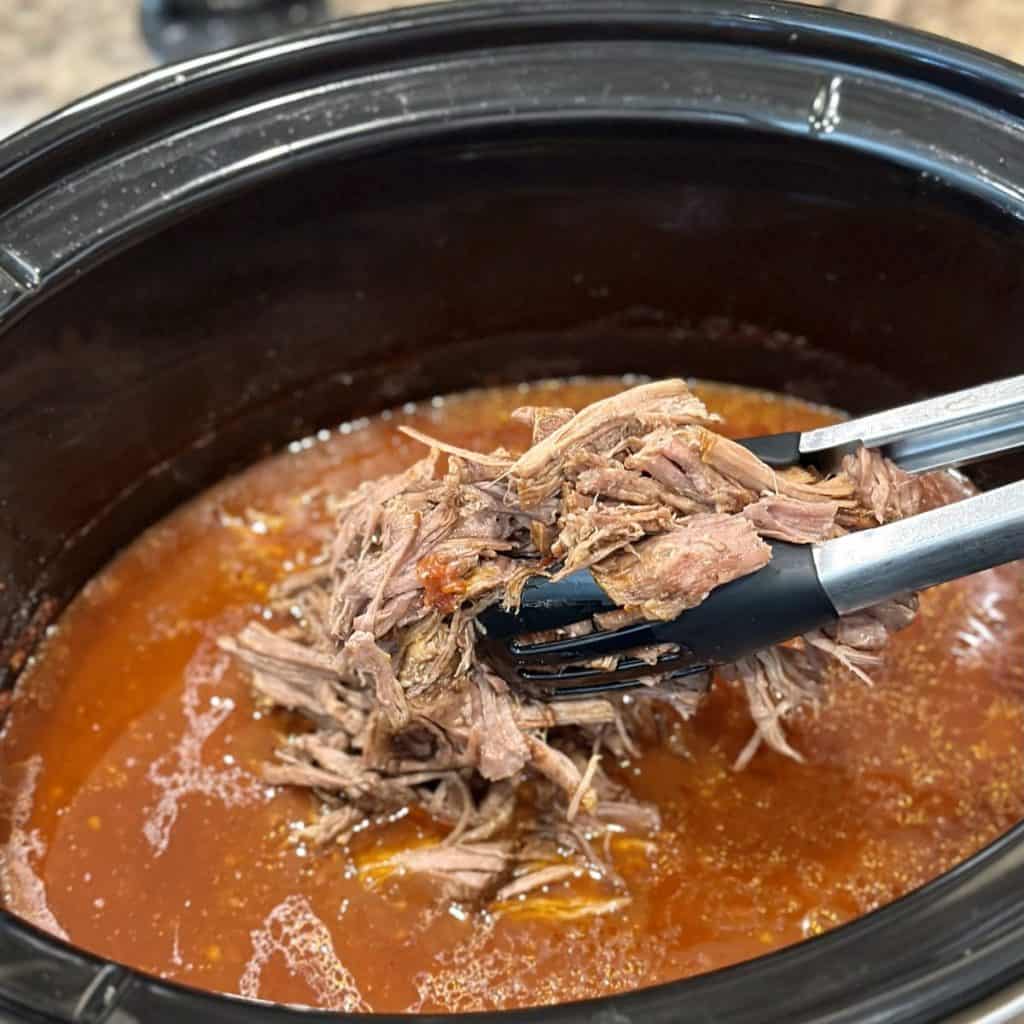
[741,496,840,543]
[389,841,514,899]
[495,863,579,902]
[225,379,952,907]
[593,514,771,621]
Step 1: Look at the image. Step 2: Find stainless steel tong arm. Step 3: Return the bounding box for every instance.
[815,478,1024,615]
[800,374,1024,473]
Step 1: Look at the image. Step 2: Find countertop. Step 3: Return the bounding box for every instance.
[2,0,1024,139]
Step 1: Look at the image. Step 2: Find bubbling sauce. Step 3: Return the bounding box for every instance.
[1,378,1022,1013]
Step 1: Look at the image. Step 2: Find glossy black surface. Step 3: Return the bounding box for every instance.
[2,2,1024,1022]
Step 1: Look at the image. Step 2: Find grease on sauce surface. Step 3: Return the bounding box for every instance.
[1,379,1022,1013]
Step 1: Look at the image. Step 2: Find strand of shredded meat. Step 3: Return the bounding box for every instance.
[222,379,950,907]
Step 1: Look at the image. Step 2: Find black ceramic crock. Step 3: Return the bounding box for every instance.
[2,2,1024,1021]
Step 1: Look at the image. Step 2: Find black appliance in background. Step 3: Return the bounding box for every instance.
[142,0,331,60]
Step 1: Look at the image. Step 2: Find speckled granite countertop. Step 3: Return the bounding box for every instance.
[3,0,1024,138]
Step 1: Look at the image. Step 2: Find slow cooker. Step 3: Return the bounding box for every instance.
[1,2,1024,1021]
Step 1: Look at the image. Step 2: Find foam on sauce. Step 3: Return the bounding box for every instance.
[0,755,66,941]
[143,646,268,857]
[239,894,369,1011]
[1,378,1022,1012]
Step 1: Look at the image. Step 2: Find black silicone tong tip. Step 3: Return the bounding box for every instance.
[732,431,803,468]
[478,539,839,698]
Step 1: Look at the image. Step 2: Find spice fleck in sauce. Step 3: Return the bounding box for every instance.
[1,379,1022,1013]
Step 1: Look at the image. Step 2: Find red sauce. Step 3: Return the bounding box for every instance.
[1,378,1022,1013]
[416,552,469,616]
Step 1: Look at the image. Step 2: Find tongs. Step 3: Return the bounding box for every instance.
[478,375,1024,700]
